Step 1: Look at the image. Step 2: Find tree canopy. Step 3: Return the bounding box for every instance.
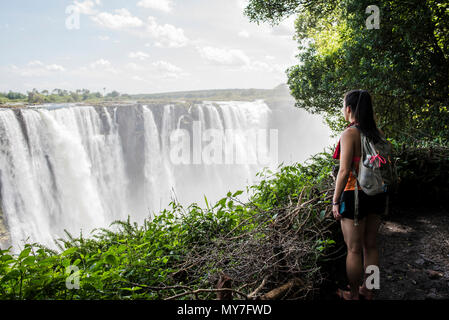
[245,0,449,144]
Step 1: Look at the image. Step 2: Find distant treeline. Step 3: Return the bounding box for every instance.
[133,88,271,100]
[0,84,290,105]
[0,89,132,104]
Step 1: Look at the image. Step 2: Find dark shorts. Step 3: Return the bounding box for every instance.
[339,189,388,220]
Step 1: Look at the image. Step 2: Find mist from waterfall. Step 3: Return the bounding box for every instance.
[0,100,334,251]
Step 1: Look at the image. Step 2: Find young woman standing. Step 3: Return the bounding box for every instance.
[332,90,388,300]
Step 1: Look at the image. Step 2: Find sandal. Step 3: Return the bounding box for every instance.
[346,285,374,300]
[336,288,360,300]
[359,286,374,300]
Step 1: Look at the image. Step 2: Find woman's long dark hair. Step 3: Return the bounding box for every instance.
[344,89,382,144]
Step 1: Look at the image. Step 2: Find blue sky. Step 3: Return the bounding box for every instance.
[0,0,299,94]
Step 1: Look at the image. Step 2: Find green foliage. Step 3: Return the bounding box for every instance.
[0,189,256,299]
[1,91,27,100]
[391,144,449,208]
[131,88,276,104]
[106,90,120,98]
[245,0,449,145]
[243,0,338,26]
[248,148,335,210]
[316,239,336,252]
[22,89,108,104]
[0,150,338,300]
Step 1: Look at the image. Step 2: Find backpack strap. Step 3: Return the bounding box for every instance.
[350,124,361,226]
[352,165,360,226]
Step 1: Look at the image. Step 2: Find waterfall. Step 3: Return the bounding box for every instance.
[0,100,334,251]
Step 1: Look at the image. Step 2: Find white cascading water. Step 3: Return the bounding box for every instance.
[0,100,334,252]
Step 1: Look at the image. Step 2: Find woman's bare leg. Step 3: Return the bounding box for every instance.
[340,217,366,299]
[361,213,382,296]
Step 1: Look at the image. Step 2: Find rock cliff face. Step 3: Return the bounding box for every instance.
[0,102,273,250]
[0,200,11,250]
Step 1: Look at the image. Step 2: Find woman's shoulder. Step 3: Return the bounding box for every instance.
[340,127,360,149]
[342,126,360,139]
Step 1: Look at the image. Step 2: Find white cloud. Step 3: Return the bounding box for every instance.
[243,61,287,73]
[46,64,66,72]
[89,59,117,73]
[128,51,150,60]
[245,12,296,40]
[91,11,188,48]
[137,0,173,13]
[238,30,250,38]
[195,45,287,75]
[131,75,145,81]
[125,62,140,71]
[152,60,184,78]
[268,15,297,38]
[28,60,44,67]
[279,15,296,33]
[9,61,66,77]
[73,0,98,15]
[145,16,188,48]
[196,46,250,66]
[90,59,111,68]
[244,60,269,71]
[73,58,187,83]
[91,9,144,30]
[236,0,249,10]
[152,60,181,72]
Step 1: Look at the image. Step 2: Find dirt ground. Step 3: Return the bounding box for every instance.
[320,204,449,300]
[375,205,449,300]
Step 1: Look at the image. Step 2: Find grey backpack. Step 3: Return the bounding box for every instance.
[350,125,397,225]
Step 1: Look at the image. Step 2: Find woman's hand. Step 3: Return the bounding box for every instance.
[332,204,342,221]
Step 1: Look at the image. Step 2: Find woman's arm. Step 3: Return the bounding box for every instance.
[332,129,355,204]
